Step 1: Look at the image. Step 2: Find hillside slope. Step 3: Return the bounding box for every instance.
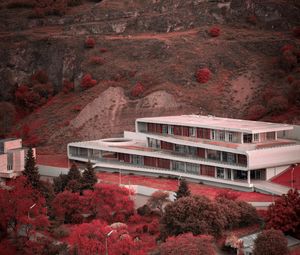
[0,0,299,153]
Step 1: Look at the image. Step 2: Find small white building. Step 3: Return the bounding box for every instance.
[0,138,34,179]
[67,115,300,193]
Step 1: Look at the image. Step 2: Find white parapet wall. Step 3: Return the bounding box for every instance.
[0,154,8,172]
[247,145,300,169]
[266,165,290,180]
[4,139,22,153]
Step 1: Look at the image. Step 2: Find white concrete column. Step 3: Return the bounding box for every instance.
[247,170,251,185]
[231,169,234,181]
[240,133,244,144]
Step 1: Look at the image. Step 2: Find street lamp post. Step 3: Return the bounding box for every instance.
[119,170,122,186]
[28,203,36,220]
[291,164,297,189]
[105,230,114,255]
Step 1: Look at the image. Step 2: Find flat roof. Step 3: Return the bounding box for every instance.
[136,115,294,133]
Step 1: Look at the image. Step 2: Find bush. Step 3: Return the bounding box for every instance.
[89,56,104,65]
[85,37,96,48]
[160,196,226,240]
[52,225,70,239]
[131,82,144,97]
[236,200,259,227]
[31,69,49,84]
[209,26,220,37]
[247,105,267,120]
[281,44,294,53]
[195,68,211,83]
[67,0,82,7]
[81,74,97,90]
[62,80,74,94]
[6,0,35,9]
[253,229,289,255]
[159,233,215,255]
[280,50,297,71]
[267,96,289,114]
[137,204,152,216]
[293,27,300,38]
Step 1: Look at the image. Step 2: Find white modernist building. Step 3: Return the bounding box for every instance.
[68,115,300,191]
[0,138,34,179]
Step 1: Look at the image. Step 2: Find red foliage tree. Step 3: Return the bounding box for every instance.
[159,233,215,255]
[81,74,97,90]
[195,68,212,83]
[266,189,300,234]
[85,37,96,48]
[253,229,289,255]
[0,176,49,241]
[209,26,220,37]
[131,82,145,97]
[69,220,143,255]
[82,184,134,223]
[52,191,83,224]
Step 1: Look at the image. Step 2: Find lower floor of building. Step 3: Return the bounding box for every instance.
[68,149,268,184]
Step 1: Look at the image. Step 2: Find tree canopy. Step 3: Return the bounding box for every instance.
[158,233,215,255]
[160,195,226,240]
[266,189,300,235]
[253,229,289,255]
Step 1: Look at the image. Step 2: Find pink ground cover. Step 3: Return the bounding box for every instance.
[37,154,275,202]
[97,172,275,202]
[36,154,69,168]
[271,165,300,190]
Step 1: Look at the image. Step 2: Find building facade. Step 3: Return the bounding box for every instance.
[68,115,300,189]
[0,138,34,179]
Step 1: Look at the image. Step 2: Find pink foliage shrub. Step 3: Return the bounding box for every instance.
[85,37,96,48]
[81,74,97,90]
[209,26,220,37]
[131,82,145,97]
[195,68,212,83]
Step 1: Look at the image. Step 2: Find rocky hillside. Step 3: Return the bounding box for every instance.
[0,0,299,153]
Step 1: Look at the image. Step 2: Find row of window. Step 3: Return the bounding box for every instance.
[148,138,247,166]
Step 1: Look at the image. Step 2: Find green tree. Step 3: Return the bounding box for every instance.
[81,161,97,191]
[23,147,40,189]
[253,229,288,255]
[175,178,191,200]
[53,173,68,193]
[67,163,81,182]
